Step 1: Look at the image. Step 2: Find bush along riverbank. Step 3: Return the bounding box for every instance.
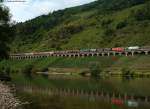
[0,82,23,109]
[0,56,150,77]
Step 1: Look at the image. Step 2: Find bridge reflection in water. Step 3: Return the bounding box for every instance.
[13,74,150,109]
[20,86,150,106]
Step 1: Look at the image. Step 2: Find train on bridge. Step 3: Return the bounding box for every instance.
[10,46,150,59]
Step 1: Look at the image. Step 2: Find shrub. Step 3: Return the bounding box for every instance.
[22,64,33,77]
[41,67,49,72]
[0,66,11,75]
[80,70,89,77]
[4,66,10,75]
[121,68,135,77]
[102,27,115,43]
[104,28,115,36]
[89,63,102,78]
[101,19,113,28]
[0,66,11,81]
[116,20,127,29]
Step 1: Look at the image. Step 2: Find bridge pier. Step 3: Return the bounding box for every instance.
[132,52,134,56]
[125,52,128,56]
[119,52,122,56]
[73,54,76,57]
[69,54,72,58]
[87,54,90,57]
[145,96,148,103]
[101,91,104,97]
[102,53,105,56]
[145,51,148,55]
[81,54,84,57]
[97,53,99,57]
[107,53,110,56]
[113,52,116,56]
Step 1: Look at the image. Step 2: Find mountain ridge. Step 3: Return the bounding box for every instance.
[11,0,150,52]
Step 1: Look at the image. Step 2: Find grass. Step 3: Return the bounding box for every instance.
[0,55,150,74]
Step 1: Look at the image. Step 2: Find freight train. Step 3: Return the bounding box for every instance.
[11,46,150,56]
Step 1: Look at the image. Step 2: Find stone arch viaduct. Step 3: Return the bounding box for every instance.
[10,49,150,60]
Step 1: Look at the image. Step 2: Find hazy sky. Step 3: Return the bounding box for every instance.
[3,0,96,22]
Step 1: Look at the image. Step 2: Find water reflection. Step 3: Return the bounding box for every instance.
[12,74,150,109]
[122,76,135,82]
[18,89,150,109]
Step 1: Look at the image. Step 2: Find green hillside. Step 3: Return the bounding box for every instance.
[11,0,150,52]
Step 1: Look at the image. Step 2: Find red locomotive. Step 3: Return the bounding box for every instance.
[111,47,124,52]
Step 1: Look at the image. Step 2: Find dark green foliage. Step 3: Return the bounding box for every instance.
[22,64,33,77]
[0,66,11,81]
[41,67,48,72]
[98,0,146,11]
[121,68,135,77]
[0,5,15,59]
[89,63,102,78]
[80,70,89,77]
[116,20,127,29]
[132,3,150,21]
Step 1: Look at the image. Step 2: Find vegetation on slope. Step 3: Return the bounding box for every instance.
[0,56,150,75]
[11,0,150,52]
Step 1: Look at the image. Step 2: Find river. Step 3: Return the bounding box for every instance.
[11,74,150,109]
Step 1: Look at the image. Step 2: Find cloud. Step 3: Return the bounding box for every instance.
[3,0,96,22]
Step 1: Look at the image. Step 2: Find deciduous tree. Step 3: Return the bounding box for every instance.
[0,4,15,60]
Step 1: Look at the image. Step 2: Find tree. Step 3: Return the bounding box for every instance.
[0,4,15,60]
[116,20,127,29]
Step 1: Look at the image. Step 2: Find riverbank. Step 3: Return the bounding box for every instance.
[0,55,150,77]
[0,82,22,109]
[0,55,150,76]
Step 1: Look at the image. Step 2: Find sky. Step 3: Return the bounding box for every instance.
[3,0,96,22]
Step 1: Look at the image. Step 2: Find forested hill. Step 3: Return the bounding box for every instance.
[12,0,150,52]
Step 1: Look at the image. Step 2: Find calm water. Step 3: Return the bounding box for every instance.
[13,74,150,109]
